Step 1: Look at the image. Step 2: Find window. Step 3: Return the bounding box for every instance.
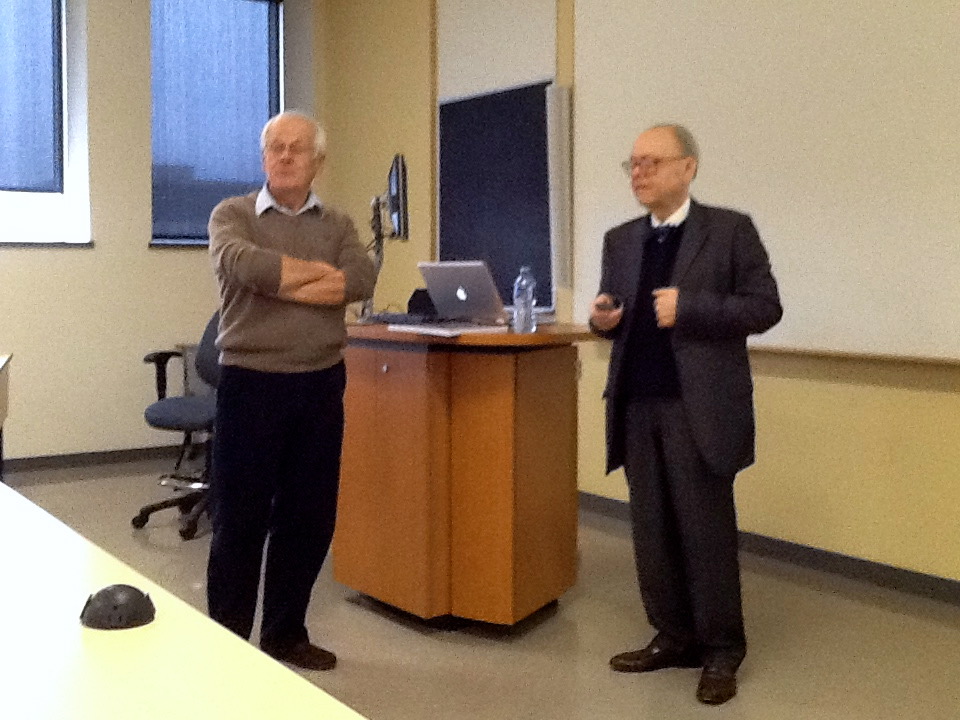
[151,0,280,245]
[0,0,63,193]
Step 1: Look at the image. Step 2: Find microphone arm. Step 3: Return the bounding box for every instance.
[370,194,386,275]
[360,194,386,322]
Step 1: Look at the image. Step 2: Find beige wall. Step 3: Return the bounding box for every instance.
[0,0,218,459]
[578,348,960,582]
[0,0,317,460]
[314,0,436,313]
[0,0,428,460]
[742,353,960,580]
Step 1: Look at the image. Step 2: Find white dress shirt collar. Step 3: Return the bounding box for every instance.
[650,196,691,228]
[255,185,323,217]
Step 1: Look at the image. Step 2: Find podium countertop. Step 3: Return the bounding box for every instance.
[347,323,596,348]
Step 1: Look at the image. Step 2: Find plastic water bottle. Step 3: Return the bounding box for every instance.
[512,266,537,333]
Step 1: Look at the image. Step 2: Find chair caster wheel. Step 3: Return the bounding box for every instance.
[131,514,149,529]
[179,522,198,540]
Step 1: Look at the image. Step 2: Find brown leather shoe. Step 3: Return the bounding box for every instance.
[610,639,701,673]
[262,640,337,671]
[696,663,737,705]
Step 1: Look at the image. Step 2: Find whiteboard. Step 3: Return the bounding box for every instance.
[573,0,960,360]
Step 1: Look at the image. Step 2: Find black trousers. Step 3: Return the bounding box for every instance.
[622,398,746,664]
[207,362,345,650]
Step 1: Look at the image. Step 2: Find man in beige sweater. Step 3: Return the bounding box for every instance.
[206,111,376,670]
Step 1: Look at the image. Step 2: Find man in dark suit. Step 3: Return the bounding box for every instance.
[589,124,782,705]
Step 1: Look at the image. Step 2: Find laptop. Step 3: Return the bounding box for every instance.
[384,261,509,336]
[418,261,509,324]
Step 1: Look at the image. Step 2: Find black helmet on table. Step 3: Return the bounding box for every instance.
[80,584,156,630]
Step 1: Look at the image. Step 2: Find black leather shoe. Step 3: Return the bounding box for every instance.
[610,639,701,673]
[262,640,337,671]
[696,663,737,705]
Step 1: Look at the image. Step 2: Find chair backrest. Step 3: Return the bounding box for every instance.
[195,311,221,389]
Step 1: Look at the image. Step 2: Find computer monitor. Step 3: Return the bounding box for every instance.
[387,154,408,239]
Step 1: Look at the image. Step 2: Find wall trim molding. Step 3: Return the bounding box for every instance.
[4,446,178,474]
[5,464,958,606]
[579,491,960,606]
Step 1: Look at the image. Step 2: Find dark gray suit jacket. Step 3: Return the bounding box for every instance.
[594,199,783,478]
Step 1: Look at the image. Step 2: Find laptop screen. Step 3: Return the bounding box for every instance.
[417,261,508,324]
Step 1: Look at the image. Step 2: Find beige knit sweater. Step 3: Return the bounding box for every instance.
[208,192,376,373]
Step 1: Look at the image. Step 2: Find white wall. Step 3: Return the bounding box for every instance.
[438,0,556,102]
[0,0,314,460]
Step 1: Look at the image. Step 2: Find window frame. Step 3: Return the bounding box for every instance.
[0,0,88,247]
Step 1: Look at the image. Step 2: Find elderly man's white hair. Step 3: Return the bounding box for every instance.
[260,111,327,158]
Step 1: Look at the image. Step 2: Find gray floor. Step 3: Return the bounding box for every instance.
[8,458,960,719]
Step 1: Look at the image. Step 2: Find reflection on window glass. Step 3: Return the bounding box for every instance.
[151,0,280,242]
[0,0,62,193]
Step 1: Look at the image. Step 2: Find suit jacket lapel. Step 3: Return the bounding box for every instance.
[671,199,708,285]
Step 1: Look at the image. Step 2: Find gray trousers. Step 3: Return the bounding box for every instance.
[622,398,746,664]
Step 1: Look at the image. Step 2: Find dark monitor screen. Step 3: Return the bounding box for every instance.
[438,82,553,311]
[387,154,408,239]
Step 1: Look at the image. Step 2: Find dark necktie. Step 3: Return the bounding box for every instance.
[651,225,674,244]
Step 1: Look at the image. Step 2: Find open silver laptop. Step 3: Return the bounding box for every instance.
[417,260,509,326]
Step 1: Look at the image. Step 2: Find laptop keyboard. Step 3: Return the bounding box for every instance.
[365,312,430,325]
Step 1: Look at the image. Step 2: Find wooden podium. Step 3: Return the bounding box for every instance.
[334,324,593,625]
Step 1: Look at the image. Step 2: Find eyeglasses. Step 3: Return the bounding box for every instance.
[620,155,685,176]
[264,142,314,158]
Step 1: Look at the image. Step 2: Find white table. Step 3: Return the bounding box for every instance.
[0,482,367,719]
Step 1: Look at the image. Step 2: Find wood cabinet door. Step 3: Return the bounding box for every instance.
[335,345,452,617]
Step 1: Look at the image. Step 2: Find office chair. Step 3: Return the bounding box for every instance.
[132,312,220,540]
